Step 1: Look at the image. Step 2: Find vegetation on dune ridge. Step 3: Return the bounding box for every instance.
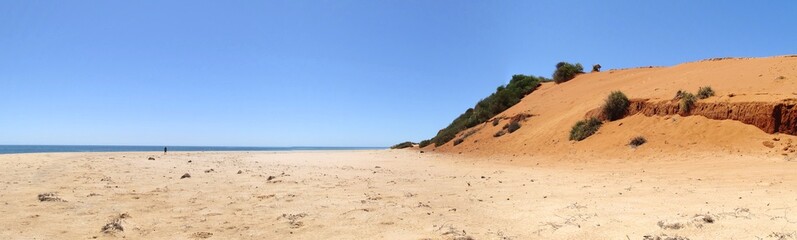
[390,141,415,149]
[553,62,584,83]
[410,61,590,148]
[418,140,432,148]
[422,74,545,147]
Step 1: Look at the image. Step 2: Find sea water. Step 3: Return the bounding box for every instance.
[0,145,384,154]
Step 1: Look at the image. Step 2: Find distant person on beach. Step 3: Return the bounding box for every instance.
[164,147,167,154]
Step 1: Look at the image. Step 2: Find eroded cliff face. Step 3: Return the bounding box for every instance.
[586,99,797,135]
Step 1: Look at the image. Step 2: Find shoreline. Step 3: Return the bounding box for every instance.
[0,147,387,156]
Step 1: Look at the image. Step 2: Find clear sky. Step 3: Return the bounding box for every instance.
[2,1,796,147]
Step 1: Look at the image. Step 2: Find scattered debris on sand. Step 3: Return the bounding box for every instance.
[37,192,66,202]
[101,219,123,234]
[191,231,214,239]
[657,213,717,230]
[279,213,307,228]
[181,173,191,179]
[693,214,715,226]
[435,224,474,240]
[767,232,796,240]
[643,234,690,240]
[255,194,275,200]
[148,157,155,160]
[237,170,243,174]
[657,220,684,230]
[204,168,214,173]
[101,213,129,234]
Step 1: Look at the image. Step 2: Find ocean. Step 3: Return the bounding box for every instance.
[0,145,385,154]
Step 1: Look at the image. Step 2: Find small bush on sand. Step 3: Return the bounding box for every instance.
[592,64,601,72]
[569,117,602,141]
[629,136,647,147]
[679,92,697,114]
[697,86,715,99]
[493,130,506,137]
[553,62,584,83]
[492,118,500,126]
[453,138,464,146]
[602,91,630,121]
[506,121,521,133]
[390,141,415,149]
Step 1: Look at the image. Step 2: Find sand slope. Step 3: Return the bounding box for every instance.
[1,150,795,239]
[427,56,797,158]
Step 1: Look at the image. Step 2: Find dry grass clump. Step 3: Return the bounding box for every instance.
[629,136,647,147]
[697,86,715,99]
[678,92,697,114]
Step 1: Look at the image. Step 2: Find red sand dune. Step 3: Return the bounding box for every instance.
[424,55,797,159]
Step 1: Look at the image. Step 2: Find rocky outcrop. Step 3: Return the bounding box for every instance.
[586,99,797,135]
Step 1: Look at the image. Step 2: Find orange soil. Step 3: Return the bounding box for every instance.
[424,55,797,159]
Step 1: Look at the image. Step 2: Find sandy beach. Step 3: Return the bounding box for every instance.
[5,2,797,239]
[1,150,795,239]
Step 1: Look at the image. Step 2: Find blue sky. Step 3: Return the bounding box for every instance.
[1,1,796,147]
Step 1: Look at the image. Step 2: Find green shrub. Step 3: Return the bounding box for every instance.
[506,121,521,133]
[679,92,697,114]
[553,62,584,83]
[418,140,432,148]
[427,74,543,146]
[491,118,500,126]
[390,141,415,149]
[629,136,647,147]
[569,117,602,141]
[602,91,630,121]
[697,86,715,99]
